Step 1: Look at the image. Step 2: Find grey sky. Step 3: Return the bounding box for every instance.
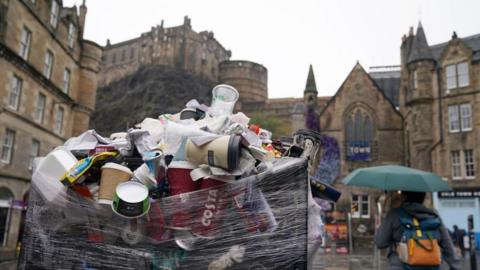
[65,0,480,98]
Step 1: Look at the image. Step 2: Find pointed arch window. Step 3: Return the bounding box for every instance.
[345,108,374,161]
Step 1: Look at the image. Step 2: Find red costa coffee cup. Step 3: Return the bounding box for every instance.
[192,177,226,239]
[147,202,172,243]
[167,161,200,230]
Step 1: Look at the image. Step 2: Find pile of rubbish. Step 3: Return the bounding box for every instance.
[19,85,309,270]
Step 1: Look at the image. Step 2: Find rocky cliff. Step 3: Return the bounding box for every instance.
[91,65,216,135]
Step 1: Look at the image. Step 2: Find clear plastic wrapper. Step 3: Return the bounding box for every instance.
[18,158,308,270]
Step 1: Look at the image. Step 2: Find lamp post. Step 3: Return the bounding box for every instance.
[468,214,477,270]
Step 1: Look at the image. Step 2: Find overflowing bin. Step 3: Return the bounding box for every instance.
[18,84,308,270]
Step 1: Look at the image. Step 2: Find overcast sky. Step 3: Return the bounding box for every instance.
[64,0,480,98]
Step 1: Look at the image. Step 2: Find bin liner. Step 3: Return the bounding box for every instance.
[18,158,308,270]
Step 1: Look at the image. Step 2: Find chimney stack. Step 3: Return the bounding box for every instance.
[79,0,87,37]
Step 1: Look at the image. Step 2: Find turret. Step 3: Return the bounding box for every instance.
[406,22,436,102]
[401,22,438,171]
[73,40,102,136]
[304,64,318,108]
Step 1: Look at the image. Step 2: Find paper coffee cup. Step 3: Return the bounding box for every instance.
[185,135,241,171]
[112,181,150,219]
[133,163,158,190]
[192,178,226,239]
[167,161,199,230]
[98,163,133,205]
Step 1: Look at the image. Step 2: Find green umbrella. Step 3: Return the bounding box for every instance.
[342,165,452,192]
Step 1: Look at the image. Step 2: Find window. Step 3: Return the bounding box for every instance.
[451,151,461,179]
[451,150,475,180]
[345,108,374,161]
[29,139,40,170]
[43,50,53,79]
[460,104,472,131]
[34,93,46,123]
[63,68,70,94]
[19,27,31,60]
[121,49,126,61]
[50,0,59,28]
[43,50,54,79]
[1,129,15,164]
[8,75,22,111]
[130,47,135,60]
[0,188,14,246]
[449,104,472,133]
[112,53,116,64]
[458,62,469,88]
[54,107,64,134]
[448,105,460,132]
[351,194,369,218]
[412,70,418,89]
[465,150,475,179]
[67,23,76,48]
[446,62,469,90]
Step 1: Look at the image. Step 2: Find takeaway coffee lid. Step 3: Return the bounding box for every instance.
[101,162,133,175]
[168,160,197,170]
[112,181,150,219]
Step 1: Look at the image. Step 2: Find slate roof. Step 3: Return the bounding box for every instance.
[304,64,318,93]
[408,22,434,64]
[430,33,480,62]
[371,76,400,107]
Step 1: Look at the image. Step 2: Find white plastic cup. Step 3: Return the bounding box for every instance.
[209,84,239,117]
[133,163,158,190]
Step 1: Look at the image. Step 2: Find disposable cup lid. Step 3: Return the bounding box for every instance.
[102,162,133,175]
[115,181,148,203]
[168,161,197,170]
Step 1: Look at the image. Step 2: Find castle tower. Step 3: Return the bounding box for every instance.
[400,22,437,171]
[218,60,268,105]
[304,64,318,108]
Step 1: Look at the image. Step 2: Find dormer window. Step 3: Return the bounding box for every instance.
[446,62,469,90]
[50,1,59,28]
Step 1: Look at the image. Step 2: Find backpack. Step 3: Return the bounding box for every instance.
[397,209,442,270]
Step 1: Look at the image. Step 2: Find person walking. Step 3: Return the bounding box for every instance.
[452,225,466,258]
[374,191,461,270]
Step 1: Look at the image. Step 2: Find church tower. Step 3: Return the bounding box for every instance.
[304,64,318,108]
[303,65,320,131]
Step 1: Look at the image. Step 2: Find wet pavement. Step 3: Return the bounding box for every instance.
[310,247,480,270]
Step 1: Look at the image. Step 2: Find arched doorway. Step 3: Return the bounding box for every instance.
[0,187,14,247]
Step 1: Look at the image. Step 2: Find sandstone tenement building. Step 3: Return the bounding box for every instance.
[399,23,480,234]
[0,0,101,260]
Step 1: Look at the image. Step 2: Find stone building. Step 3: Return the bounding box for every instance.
[399,23,480,236]
[0,0,101,260]
[317,63,404,249]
